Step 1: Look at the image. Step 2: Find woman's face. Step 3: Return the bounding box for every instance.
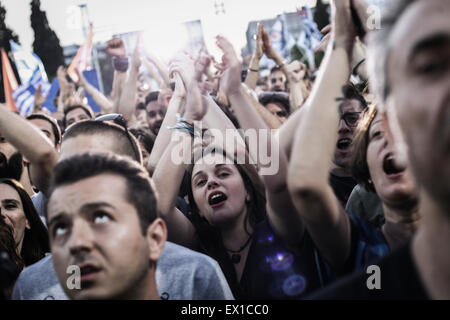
[0,183,29,246]
[366,113,418,207]
[191,153,249,227]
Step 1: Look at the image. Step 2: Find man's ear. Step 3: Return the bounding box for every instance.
[146,218,167,263]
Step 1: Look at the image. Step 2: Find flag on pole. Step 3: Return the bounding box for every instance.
[1,48,19,112]
[12,66,51,115]
[9,40,48,84]
[67,23,94,83]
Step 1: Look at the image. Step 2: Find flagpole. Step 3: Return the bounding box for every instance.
[79,4,104,94]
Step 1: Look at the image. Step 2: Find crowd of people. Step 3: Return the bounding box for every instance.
[0,0,449,300]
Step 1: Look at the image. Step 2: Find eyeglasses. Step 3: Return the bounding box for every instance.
[94,113,142,163]
[340,112,361,127]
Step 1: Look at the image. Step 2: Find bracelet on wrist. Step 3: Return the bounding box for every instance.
[167,113,197,137]
[248,67,259,73]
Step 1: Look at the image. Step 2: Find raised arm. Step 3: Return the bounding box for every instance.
[143,49,171,89]
[0,105,58,196]
[285,60,308,112]
[152,55,207,248]
[118,35,142,123]
[77,69,114,114]
[216,35,305,245]
[244,23,264,90]
[287,0,356,269]
[106,38,128,112]
[147,73,185,175]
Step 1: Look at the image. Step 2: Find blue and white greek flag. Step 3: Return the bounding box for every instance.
[10,40,48,84]
[12,67,50,116]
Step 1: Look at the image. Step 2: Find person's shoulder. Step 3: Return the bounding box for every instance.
[19,254,53,276]
[156,242,234,300]
[161,241,219,267]
[13,254,69,300]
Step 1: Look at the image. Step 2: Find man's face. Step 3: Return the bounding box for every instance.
[146,101,166,135]
[387,0,450,209]
[268,71,287,92]
[47,173,151,299]
[28,118,57,147]
[65,108,91,128]
[333,99,364,171]
[0,135,23,180]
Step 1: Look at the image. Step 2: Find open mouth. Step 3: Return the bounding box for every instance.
[79,264,102,282]
[337,138,352,151]
[208,191,228,208]
[383,154,406,177]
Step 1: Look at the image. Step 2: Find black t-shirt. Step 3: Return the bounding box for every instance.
[239,219,332,299]
[308,240,429,299]
[329,173,357,208]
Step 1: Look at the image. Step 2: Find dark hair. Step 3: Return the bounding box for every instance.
[63,104,94,128]
[351,105,378,192]
[62,120,142,164]
[0,217,24,300]
[185,147,266,297]
[49,153,158,234]
[269,65,282,74]
[129,128,155,155]
[0,179,49,266]
[26,113,62,147]
[145,91,160,107]
[258,91,291,115]
[136,102,146,111]
[341,84,368,111]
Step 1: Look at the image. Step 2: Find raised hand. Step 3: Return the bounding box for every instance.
[255,23,264,59]
[131,33,142,72]
[168,51,196,88]
[314,24,332,53]
[215,35,242,96]
[332,0,357,54]
[106,38,127,58]
[261,25,278,61]
[169,53,205,121]
[34,83,47,109]
[285,60,307,83]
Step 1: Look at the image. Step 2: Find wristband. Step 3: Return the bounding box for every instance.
[248,67,259,73]
[112,56,129,72]
[168,113,197,137]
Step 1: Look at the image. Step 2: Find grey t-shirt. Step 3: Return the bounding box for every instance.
[12,241,234,300]
[346,184,385,228]
[31,191,47,227]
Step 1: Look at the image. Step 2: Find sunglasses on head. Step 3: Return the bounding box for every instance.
[94,113,142,163]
